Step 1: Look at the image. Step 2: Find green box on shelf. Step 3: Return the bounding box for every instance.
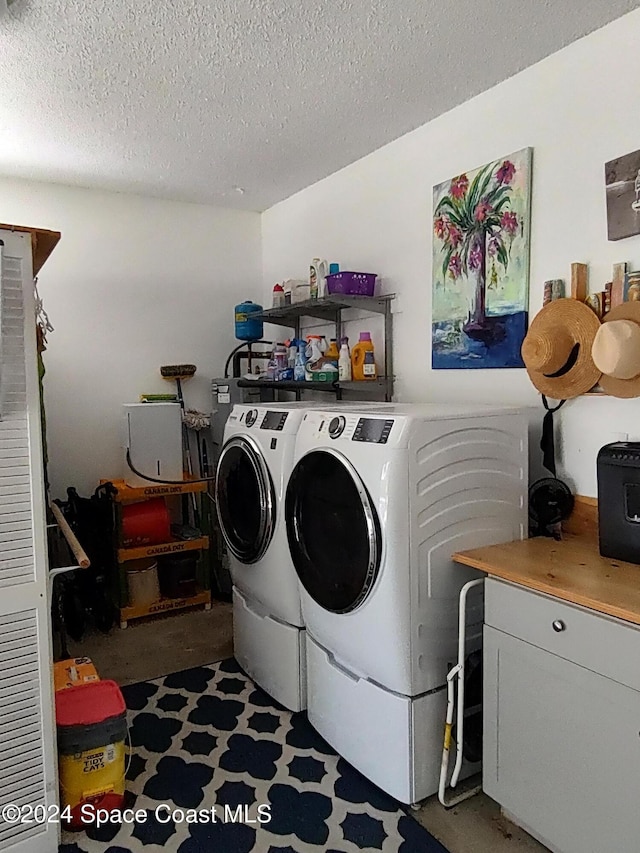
[307,370,337,383]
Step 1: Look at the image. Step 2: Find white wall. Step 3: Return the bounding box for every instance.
[0,178,261,497]
[262,9,640,497]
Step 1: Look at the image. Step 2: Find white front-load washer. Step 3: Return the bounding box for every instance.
[214,400,384,712]
[215,402,314,711]
[285,403,528,802]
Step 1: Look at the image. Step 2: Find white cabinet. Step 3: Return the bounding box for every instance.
[0,229,58,853]
[484,578,640,853]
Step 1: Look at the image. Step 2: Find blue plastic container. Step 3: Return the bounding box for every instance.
[234,300,264,341]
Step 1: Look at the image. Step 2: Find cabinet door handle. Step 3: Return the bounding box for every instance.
[552,620,566,632]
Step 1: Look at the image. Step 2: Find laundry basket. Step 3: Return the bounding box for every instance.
[325,272,377,296]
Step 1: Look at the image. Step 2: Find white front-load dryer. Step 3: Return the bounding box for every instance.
[285,403,528,802]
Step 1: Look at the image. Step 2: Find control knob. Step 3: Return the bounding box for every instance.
[245,409,258,427]
[328,416,346,439]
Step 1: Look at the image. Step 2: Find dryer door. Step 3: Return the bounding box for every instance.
[215,436,275,564]
[286,449,381,613]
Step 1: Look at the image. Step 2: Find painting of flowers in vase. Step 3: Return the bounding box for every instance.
[432,147,532,369]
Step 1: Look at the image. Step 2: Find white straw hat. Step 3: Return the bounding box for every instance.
[592,302,640,398]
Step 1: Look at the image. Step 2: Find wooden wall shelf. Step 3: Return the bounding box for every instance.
[0,222,61,275]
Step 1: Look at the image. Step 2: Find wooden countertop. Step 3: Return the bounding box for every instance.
[453,530,640,626]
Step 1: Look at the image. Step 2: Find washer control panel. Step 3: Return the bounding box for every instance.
[260,410,288,431]
[352,417,394,444]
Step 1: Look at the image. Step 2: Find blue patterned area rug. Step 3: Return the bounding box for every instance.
[59,659,449,853]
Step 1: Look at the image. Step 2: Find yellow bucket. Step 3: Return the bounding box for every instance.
[55,680,127,828]
[58,741,126,824]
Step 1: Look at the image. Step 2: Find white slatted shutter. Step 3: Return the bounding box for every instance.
[0,231,58,853]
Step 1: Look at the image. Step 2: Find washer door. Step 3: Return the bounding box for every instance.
[215,436,275,564]
[285,449,381,613]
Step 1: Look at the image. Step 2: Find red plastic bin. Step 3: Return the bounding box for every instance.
[121,497,170,547]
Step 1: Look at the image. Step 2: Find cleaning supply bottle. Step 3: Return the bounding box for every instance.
[291,338,306,381]
[363,350,377,380]
[338,337,351,381]
[351,332,376,381]
[266,351,277,381]
[305,335,324,380]
[272,283,285,308]
[317,259,329,298]
[294,349,306,381]
[310,258,328,299]
[310,260,319,299]
[325,339,340,367]
[274,343,288,379]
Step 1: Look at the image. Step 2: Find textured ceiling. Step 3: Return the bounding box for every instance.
[1,0,638,211]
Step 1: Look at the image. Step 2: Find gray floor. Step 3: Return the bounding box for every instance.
[67,600,233,685]
[68,604,547,852]
[415,793,548,853]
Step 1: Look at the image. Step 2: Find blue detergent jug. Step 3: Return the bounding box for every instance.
[234,301,264,341]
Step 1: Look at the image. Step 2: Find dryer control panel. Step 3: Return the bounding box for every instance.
[352,417,394,444]
[306,411,400,445]
[260,411,289,431]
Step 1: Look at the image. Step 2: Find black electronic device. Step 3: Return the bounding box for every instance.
[597,442,640,564]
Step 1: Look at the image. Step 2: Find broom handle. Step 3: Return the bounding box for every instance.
[175,378,201,527]
[50,502,90,569]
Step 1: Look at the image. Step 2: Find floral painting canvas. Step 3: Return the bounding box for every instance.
[432,147,532,369]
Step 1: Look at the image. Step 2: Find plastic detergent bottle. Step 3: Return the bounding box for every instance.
[310,260,319,299]
[338,337,351,381]
[274,343,288,379]
[325,339,340,367]
[294,349,306,381]
[310,258,328,299]
[351,332,376,381]
[266,351,277,380]
[292,338,307,381]
[317,260,329,298]
[305,335,324,380]
[272,283,285,308]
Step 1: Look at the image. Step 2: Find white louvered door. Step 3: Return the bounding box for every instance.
[0,230,58,853]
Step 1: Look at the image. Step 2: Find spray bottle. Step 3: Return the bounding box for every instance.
[338,337,352,381]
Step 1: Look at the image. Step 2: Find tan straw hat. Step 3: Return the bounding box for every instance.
[592,302,640,398]
[521,298,602,399]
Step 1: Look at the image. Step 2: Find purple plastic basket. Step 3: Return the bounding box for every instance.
[326,271,377,297]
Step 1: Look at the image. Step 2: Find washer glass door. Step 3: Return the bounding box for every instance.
[286,449,381,613]
[215,436,275,564]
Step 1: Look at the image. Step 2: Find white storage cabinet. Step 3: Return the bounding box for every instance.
[483,577,640,853]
